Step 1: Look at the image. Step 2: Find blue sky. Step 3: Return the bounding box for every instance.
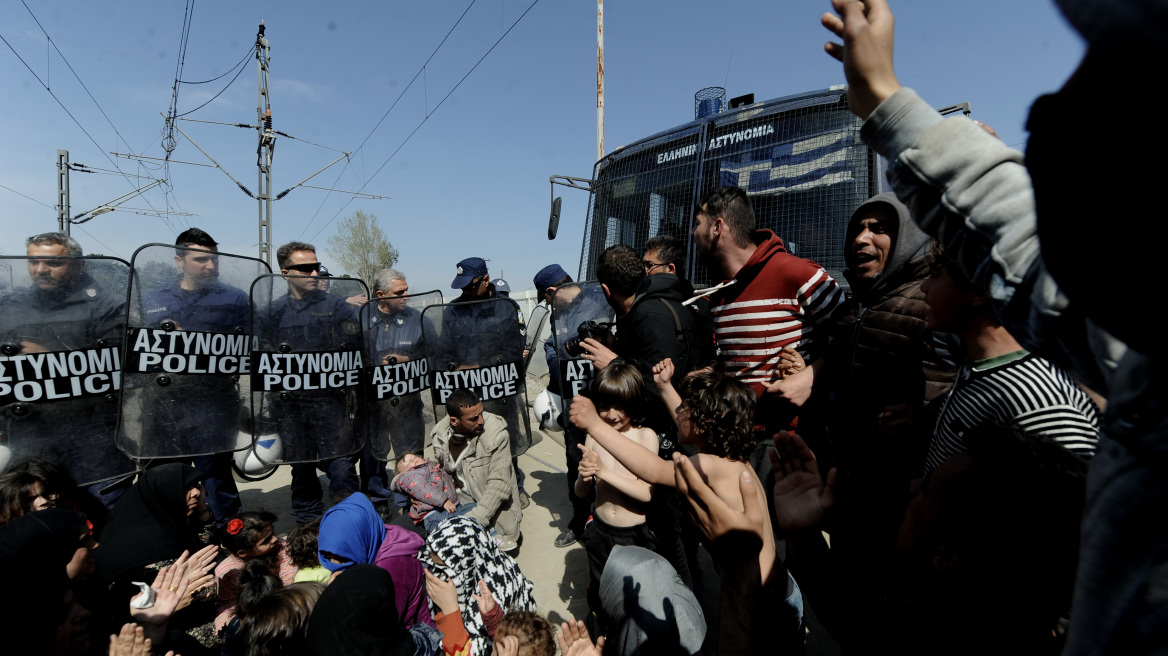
[1,0,1084,296]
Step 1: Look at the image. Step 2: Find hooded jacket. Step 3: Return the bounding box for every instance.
[614,273,714,436]
[827,193,955,476]
[710,230,843,430]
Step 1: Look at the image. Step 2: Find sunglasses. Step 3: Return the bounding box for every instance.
[284,262,321,274]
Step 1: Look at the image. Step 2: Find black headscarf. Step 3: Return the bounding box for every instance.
[307,564,413,656]
[0,509,87,567]
[95,463,206,583]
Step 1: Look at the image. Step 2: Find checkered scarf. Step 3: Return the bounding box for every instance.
[418,516,536,654]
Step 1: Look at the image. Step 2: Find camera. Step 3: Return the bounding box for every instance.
[565,320,614,357]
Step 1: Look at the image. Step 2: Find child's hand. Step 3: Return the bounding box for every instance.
[558,618,606,656]
[471,579,496,615]
[443,499,458,513]
[652,358,675,387]
[493,635,520,656]
[424,570,461,616]
[577,444,600,482]
[569,395,601,431]
[773,347,805,380]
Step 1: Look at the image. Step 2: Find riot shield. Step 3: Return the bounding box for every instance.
[118,244,269,459]
[550,282,616,401]
[522,304,550,376]
[422,296,531,456]
[0,255,135,485]
[362,289,442,461]
[250,273,368,465]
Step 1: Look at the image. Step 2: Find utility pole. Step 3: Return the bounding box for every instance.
[597,0,604,162]
[255,21,275,266]
[57,149,71,235]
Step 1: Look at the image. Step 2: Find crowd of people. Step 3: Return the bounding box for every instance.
[2,0,1163,653]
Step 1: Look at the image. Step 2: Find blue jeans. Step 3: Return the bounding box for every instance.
[290,456,359,524]
[360,442,392,504]
[422,502,478,534]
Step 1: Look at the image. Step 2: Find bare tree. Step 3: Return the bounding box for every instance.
[325,210,399,285]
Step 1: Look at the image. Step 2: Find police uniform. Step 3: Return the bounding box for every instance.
[259,289,361,523]
[137,274,251,521]
[361,303,430,502]
[0,272,131,487]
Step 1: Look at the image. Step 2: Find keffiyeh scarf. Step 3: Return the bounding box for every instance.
[418,516,536,655]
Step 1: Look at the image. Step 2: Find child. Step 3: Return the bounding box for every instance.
[287,518,330,583]
[391,453,472,533]
[569,359,778,587]
[215,510,299,632]
[572,363,662,626]
[494,611,556,656]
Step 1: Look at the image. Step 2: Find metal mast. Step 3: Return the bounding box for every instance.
[57,149,71,235]
[255,21,275,266]
[597,0,604,162]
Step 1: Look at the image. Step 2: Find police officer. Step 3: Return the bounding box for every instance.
[436,258,529,507]
[533,263,611,547]
[261,241,361,523]
[0,232,128,504]
[138,228,249,522]
[361,267,429,508]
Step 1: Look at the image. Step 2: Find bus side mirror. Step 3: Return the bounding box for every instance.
[548,197,562,240]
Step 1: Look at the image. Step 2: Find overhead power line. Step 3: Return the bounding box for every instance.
[0,28,180,235]
[298,0,481,239]
[0,183,55,209]
[307,0,545,242]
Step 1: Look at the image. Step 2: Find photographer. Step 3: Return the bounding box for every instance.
[582,245,713,434]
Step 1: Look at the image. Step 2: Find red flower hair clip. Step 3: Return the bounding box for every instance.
[226,518,244,535]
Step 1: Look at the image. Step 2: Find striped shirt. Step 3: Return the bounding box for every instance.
[712,231,844,392]
[923,350,1099,474]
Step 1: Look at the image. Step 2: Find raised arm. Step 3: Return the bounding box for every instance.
[569,396,674,486]
[652,358,683,426]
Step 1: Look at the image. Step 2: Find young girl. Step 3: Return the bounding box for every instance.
[573,362,662,627]
[287,518,330,583]
[215,510,299,633]
[569,359,779,587]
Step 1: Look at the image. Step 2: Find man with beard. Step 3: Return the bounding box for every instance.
[818,194,956,614]
[139,228,250,522]
[691,187,843,433]
[0,232,128,500]
[430,388,522,552]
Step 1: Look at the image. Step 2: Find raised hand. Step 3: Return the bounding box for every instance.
[471,579,496,615]
[569,395,602,432]
[493,635,520,656]
[821,0,901,119]
[652,357,675,387]
[108,623,151,656]
[175,545,218,611]
[558,618,605,656]
[577,444,601,482]
[424,569,461,616]
[769,431,837,533]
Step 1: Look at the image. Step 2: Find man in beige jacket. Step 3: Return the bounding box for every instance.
[431,388,523,552]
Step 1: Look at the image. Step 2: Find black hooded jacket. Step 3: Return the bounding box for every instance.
[826,193,956,477]
[614,274,714,435]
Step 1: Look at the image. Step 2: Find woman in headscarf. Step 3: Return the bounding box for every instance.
[94,463,220,655]
[307,564,441,656]
[317,492,432,627]
[0,509,97,580]
[419,516,536,656]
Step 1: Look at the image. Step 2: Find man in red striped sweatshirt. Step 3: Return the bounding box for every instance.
[693,186,844,433]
